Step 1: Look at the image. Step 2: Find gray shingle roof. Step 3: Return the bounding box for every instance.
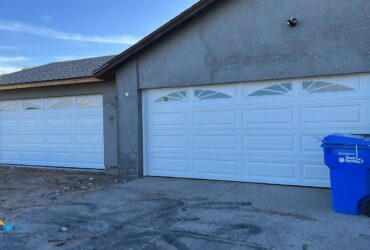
[0,55,115,86]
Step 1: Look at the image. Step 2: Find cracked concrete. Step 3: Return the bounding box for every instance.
[1,174,370,249]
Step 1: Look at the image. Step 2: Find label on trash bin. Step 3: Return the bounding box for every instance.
[338,152,364,164]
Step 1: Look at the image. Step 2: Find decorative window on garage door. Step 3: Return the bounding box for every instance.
[48,98,73,110]
[22,100,43,110]
[0,101,18,112]
[194,89,232,100]
[155,91,187,103]
[248,83,292,97]
[76,96,101,108]
[302,81,354,93]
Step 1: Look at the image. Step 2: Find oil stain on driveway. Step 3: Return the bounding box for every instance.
[1,176,370,249]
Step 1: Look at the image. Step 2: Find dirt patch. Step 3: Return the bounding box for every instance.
[248,207,316,221]
[0,166,117,221]
[221,223,263,235]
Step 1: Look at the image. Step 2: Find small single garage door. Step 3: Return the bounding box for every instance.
[0,95,104,169]
[143,74,370,187]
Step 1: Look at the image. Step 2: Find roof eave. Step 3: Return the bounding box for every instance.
[0,76,102,91]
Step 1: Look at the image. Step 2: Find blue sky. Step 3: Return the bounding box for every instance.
[0,0,197,74]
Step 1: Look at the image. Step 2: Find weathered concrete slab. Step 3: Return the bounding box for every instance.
[1,177,369,249]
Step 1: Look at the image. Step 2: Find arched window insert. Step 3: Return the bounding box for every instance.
[194,89,231,100]
[48,98,72,109]
[155,91,187,102]
[0,102,18,112]
[303,81,354,93]
[248,83,292,96]
[76,96,100,108]
[22,101,43,110]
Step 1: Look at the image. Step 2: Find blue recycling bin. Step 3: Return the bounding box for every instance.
[322,134,370,215]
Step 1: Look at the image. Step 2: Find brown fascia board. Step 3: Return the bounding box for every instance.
[0,77,102,91]
[93,0,217,78]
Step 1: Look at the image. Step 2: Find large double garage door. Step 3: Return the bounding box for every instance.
[0,95,104,169]
[143,75,370,187]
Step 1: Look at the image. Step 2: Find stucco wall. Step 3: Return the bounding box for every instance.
[0,81,118,168]
[135,0,370,89]
[115,61,143,178]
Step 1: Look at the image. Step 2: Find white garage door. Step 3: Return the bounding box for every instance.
[143,74,370,187]
[0,95,104,169]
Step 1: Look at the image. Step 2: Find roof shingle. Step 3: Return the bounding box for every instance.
[0,55,115,86]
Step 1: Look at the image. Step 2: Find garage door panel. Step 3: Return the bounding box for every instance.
[46,111,74,117]
[195,160,238,176]
[19,145,50,152]
[21,128,46,135]
[144,75,370,187]
[244,162,296,179]
[75,115,103,126]
[301,105,362,123]
[75,108,103,115]
[147,158,190,174]
[193,110,237,125]
[0,129,19,136]
[47,116,73,126]
[74,145,104,152]
[47,161,75,168]
[0,95,104,169]
[75,152,104,163]
[44,145,75,151]
[243,108,294,125]
[301,135,323,153]
[300,131,370,152]
[21,117,44,127]
[0,134,20,144]
[47,152,74,161]
[75,134,103,145]
[194,135,238,150]
[44,129,76,135]
[244,135,295,151]
[152,112,188,126]
[0,150,20,161]
[150,135,189,149]
[46,134,73,144]
[0,117,19,126]
[21,151,47,162]
[22,134,44,144]
[302,163,330,183]
[74,128,103,134]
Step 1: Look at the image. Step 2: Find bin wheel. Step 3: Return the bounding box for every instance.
[361,198,370,217]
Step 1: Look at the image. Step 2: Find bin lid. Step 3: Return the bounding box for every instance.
[322,134,370,146]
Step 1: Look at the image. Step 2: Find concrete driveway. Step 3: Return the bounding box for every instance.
[1,176,369,249]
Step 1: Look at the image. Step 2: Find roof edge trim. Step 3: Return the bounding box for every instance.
[0,77,102,91]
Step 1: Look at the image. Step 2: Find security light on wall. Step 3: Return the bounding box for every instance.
[286,18,298,27]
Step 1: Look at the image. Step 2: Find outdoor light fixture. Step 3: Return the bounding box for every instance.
[286,18,298,27]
